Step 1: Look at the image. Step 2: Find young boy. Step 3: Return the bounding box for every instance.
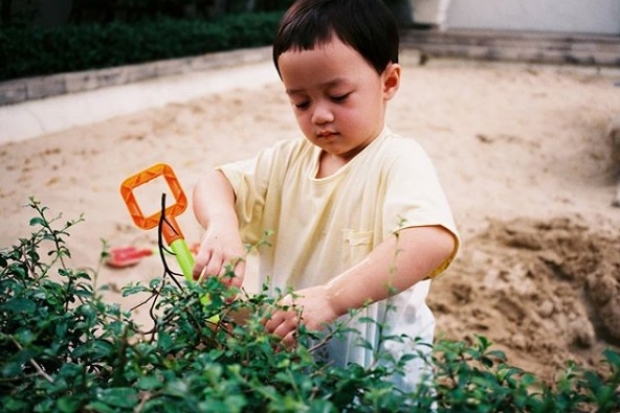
[192,0,459,391]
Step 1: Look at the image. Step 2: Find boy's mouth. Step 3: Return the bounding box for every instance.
[317,130,338,138]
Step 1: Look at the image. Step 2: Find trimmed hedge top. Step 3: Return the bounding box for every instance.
[0,12,283,82]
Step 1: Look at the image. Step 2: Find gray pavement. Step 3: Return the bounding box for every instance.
[0,47,280,145]
[3,29,618,145]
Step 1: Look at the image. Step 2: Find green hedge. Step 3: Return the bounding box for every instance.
[0,12,283,82]
[2,199,620,412]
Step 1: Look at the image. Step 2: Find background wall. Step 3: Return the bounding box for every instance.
[445,0,620,35]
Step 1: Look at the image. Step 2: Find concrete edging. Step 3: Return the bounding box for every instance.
[402,29,620,67]
[3,29,619,107]
[0,46,273,106]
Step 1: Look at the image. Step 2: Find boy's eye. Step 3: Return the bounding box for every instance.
[331,93,350,103]
[294,101,310,109]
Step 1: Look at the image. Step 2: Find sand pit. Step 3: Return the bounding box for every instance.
[2,51,620,381]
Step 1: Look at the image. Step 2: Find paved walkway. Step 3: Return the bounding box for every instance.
[2,29,618,144]
[0,47,279,144]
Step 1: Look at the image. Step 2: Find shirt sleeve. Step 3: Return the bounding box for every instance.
[217,147,275,245]
[382,139,460,278]
[216,139,296,245]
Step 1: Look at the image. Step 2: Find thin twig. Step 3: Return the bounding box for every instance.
[10,337,54,383]
[157,194,183,290]
[152,194,215,346]
[129,290,159,312]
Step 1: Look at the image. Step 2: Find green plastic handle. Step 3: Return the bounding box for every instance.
[170,238,219,322]
[170,239,194,282]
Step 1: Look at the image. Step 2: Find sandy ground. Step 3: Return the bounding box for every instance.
[2,50,620,382]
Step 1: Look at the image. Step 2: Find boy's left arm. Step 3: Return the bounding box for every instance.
[264,225,456,347]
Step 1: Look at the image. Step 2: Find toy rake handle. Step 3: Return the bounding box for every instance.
[170,238,195,282]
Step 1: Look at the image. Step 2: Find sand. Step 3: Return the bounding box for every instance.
[2,50,620,382]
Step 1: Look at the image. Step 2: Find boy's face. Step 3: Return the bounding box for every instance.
[277,37,400,161]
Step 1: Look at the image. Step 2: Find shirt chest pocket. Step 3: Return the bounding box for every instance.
[342,229,374,266]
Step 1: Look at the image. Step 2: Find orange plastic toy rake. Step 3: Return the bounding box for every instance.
[119,163,194,281]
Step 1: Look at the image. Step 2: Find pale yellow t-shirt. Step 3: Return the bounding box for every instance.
[219,127,459,389]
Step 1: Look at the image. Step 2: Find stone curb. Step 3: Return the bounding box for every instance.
[402,29,620,67]
[0,46,273,107]
[3,30,618,107]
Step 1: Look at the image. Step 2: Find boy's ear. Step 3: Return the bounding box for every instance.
[382,63,401,100]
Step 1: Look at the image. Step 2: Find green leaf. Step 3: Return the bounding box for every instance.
[157,331,173,352]
[3,297,37,314]
[481,356,494,368]
[92,339,115,360]
[137,375,163,391]
[164,379,189,398]
[603,348,620,368]
[149,277,163,289]
[55,322,68,338]
[108,320,125,336]
[85,401,115,413]
[0,396,29,412]
[34,398,55,412]
[1,361,24,378]
[121,283,149,297]
[29,217,45,227]
[487,349,507,361]
[57,396,81,413]
[95,388,138,408]
[15,329,35,345]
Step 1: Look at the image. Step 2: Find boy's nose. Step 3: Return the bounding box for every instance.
[311,103,334,125]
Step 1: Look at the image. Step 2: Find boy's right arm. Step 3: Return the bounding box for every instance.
[192,169,246,289]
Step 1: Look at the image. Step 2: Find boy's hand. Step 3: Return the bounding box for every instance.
[192,226,246,291]
[264,285,340,348]
[192,169,244,292]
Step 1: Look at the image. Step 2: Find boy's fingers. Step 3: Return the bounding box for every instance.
[192,250,212,280]
[216,256,245,289]
[281,331,297,349]
[235,258,246,277]
[204,257,224,281]
[272,314,299,339]
[192,250,225,282]
[263,313,282,333]
[224,259,246,289]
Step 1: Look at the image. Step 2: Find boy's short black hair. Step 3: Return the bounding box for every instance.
[272,0,399,76]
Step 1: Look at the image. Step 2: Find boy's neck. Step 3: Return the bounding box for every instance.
[315,127,388,178]
[317,151,349,178]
